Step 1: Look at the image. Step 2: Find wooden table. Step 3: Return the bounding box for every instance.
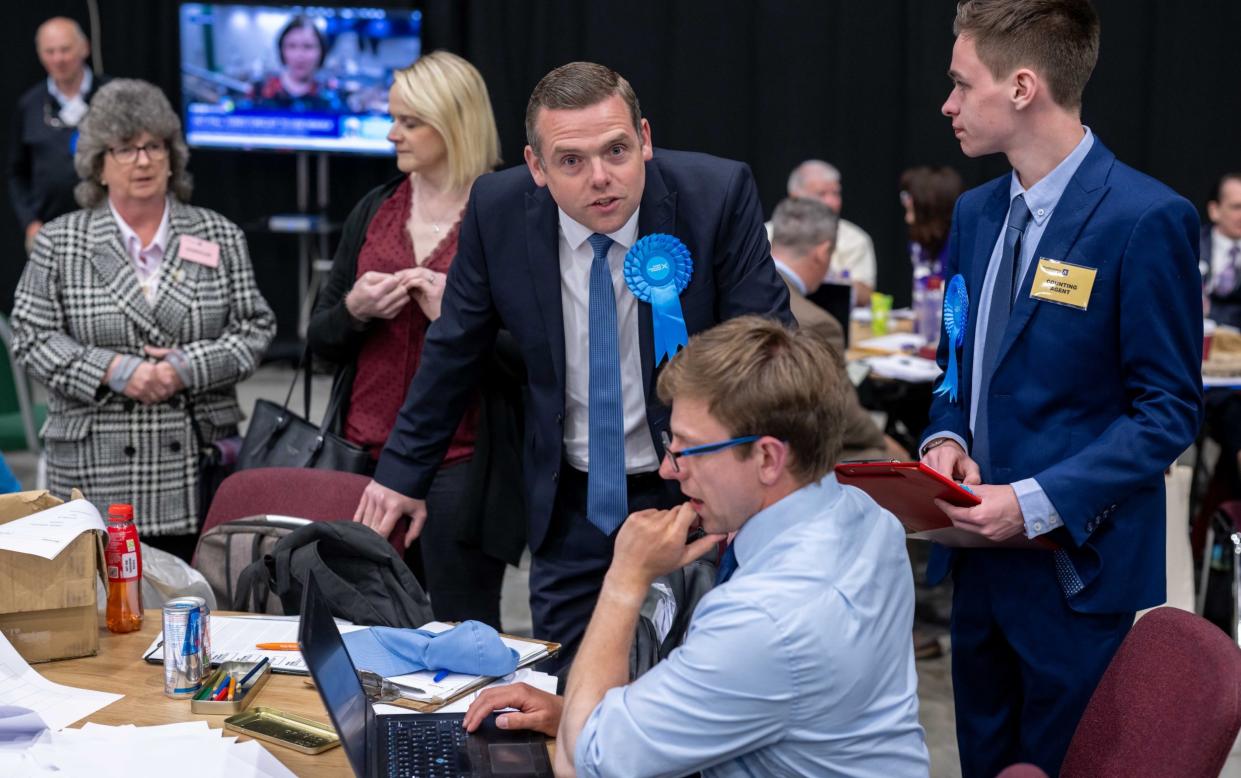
[37,611,557,776]
[39,610,349,776]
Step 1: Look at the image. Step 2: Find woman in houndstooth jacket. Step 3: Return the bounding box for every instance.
[11,79,275,560]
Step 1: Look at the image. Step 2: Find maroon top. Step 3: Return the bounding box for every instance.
[345,177,477,464]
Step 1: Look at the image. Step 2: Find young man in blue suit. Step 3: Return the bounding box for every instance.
[353,62,792,668]
[919,1,1203,775]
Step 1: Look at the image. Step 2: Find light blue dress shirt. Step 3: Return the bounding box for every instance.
[930,128,1095,539]
[574,474,929,777]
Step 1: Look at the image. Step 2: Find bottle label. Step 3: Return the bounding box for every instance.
[106,526,142,582]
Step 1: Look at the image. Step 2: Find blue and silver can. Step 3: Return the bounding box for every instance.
[162,595,210,698]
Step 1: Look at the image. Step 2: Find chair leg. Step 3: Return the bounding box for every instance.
[1199,525,1216,615]
[1232,530,1241,648]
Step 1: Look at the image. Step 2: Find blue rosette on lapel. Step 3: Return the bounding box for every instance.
[934,273,969,403]
[624,234,693,366]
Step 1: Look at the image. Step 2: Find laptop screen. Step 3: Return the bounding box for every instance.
[299,572,370,778]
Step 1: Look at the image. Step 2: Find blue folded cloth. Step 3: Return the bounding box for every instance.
[341,620,518,679]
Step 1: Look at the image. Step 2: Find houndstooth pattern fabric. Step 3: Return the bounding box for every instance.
[11,201,276,535]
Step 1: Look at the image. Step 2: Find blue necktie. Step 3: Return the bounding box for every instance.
[586,233,627,536]
[972,195,1033,477]
[715,543,738,586]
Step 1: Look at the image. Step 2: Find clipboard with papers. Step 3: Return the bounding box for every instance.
[834,461,1057,550]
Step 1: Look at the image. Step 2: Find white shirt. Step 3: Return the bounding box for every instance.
[575,475,929,777]
[109,198,171,304]
[47,70,92,127]
[558,207,660,473]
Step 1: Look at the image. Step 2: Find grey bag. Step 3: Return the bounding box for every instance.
[193,515,310,613]
[629,553,718,680]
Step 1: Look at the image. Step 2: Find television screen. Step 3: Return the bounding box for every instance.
[179,3,420,155]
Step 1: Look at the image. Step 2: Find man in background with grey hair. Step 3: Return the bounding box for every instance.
[768,159,877,306]
[8,16,108,254]
[770,196,892,460]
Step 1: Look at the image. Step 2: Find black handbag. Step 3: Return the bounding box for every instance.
[236,353,371,474]
[186,400,236,525]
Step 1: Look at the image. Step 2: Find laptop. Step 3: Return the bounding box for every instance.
[298,571,554,778]
[807,281,854,348]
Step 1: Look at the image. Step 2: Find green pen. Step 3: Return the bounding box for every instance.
[193,668,223,700]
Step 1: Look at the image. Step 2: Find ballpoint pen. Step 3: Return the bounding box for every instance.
[255,642,301,651]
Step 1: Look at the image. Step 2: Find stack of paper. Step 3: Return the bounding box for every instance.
[143,615,365,674]
[0,721,294,777]
[374,668,559,717]
[866,354,943,383]
[0,631,121,731]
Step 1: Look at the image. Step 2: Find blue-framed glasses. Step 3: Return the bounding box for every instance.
[660,430,761,473]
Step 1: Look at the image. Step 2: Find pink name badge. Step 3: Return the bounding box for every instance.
[178,235,220,268]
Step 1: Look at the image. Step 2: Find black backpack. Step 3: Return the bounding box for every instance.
[236,520,434,628]
[628,552,718,680]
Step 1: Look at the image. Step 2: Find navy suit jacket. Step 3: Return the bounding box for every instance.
[925,139,1203,613]
[375,149,792,551]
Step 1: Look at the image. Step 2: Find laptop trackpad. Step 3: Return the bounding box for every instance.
[487,742,542,773]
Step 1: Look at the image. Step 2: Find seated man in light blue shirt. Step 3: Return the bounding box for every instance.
[552,315,929,777]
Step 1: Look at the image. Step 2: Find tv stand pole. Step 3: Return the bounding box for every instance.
[293,152,332,339]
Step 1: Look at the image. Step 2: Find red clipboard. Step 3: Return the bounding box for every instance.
[834,461,1056,550]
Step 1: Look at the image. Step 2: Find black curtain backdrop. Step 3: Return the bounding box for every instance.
[2,0,1238,323]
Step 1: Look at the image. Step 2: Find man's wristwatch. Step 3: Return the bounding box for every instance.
[919,437,954,459]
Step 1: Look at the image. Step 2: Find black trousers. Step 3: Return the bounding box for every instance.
[530,462,681,675]
[406,460,508,629]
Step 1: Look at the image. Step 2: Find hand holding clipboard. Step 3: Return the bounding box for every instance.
[834,461,1056,550]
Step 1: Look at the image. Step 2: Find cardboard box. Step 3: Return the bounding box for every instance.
[0,489,106,663]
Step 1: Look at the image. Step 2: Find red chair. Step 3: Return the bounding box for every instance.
[997,607,1241,778]
[194,467,406,562]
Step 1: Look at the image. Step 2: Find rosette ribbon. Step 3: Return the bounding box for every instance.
[933,273,969,404]
[624,234,694,366]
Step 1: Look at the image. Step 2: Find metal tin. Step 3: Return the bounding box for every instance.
[190,660,272,714]
[224,707,341,754]
[162,595,210,698]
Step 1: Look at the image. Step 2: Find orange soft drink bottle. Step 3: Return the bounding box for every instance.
[105,503,143,633]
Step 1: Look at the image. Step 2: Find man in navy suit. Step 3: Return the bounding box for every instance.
[919,2,1202,775]
[353,62,791,667]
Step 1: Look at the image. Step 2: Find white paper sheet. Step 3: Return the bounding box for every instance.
[13,720,296,777]
[866,354,943,383]
[0,631,122,732]
[0,499,105,560]
[856,333,928,353]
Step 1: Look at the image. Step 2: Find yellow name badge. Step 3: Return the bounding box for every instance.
[1028,258,1096,310]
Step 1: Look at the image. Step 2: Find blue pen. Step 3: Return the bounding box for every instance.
[433,669,449,683]
[237,656,270,692]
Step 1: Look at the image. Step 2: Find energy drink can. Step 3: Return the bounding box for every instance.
[163,596,210,698]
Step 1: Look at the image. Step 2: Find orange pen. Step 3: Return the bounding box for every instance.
[227,676,237,701]
[255,642,300,651]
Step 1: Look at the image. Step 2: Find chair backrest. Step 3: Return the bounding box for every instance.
[196,467,404,560]
[1060,606,1241,778]
[0,314,42,453]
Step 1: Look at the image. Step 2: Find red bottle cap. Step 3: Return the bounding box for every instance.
[107,503,134,522]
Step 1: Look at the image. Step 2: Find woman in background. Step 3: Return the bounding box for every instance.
[308,52,517,628]
[12,79,275,560]
[900,165,964,284]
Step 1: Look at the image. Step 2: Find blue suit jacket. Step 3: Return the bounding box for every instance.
[925,139,1203,613]
[374,149,792,552]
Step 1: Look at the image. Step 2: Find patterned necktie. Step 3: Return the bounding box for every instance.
[715,543,739,586]
[586,233,627,536]
[972,195,1033,477]
[1216,244,1241,296]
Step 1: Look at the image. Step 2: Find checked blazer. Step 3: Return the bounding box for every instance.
[11,200,275,535]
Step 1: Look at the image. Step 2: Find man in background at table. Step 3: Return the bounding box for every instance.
[353,61,791,670]
[8,17,108,254]
[769,195,895,461]
[1201,173,1241,504]
[767,158,877,306]
[920,1,1202,775]
[552,315,927,777]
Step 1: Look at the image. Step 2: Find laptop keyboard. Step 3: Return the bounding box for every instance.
[385,718,468,778]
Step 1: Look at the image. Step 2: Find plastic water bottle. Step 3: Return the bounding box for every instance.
[105,503,144,633]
